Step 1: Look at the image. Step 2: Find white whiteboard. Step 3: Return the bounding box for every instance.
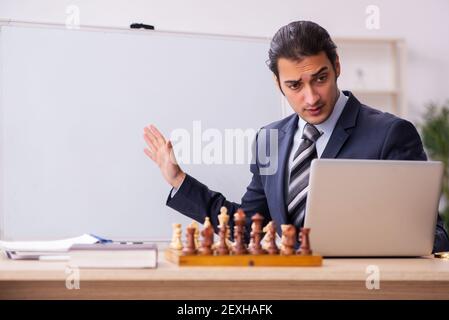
[0,23,282,240]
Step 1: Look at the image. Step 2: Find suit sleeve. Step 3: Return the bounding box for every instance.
[380,118,449,252]
[166,130,270,239]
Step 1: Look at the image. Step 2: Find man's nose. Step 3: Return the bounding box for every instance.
[304,85,320,106]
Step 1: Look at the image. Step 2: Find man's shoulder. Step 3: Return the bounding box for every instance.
[342,90,409,130]
[353,97,426,160]
[260,113,297,131]
[356,99,411,131]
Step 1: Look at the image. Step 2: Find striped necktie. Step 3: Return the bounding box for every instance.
[287,123,322,228]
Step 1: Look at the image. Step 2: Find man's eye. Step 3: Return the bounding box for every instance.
[317,75,328,82]
[288,83,300,90]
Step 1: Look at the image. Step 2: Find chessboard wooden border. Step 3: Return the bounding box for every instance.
[165,249,323,267]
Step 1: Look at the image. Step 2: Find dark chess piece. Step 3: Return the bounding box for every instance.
[182,225,197,255]
[232,209,248,255]
[248,222,255,252]
[249,213,266,255]
[296,227,312,256]
[263,221,279,255]
[280,224,296,255]
[199,222,214,255]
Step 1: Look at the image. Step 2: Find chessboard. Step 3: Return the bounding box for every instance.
[165,248,322,267]
[165,207,323,267]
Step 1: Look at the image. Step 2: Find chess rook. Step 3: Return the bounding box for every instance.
[182,225,197,255]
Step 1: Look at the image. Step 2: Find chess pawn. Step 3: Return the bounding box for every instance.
[296,227,313,256]
[232,209,248,255]
[170,223,183,250]
[199,223,214,255]
[204,216,212,229]
[218,206,229,226]
[249,213,266,255]
[263,221,279,255]
[280,224,296,255]
[182,226,197,255]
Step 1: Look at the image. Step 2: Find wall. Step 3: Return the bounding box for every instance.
[1,0,449,123]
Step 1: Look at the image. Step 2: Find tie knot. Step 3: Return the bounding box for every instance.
[302,123,321,143]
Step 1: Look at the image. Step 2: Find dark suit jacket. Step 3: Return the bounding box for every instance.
[167,91,449,253]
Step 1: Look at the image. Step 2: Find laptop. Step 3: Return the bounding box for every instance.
[303,159,443,257]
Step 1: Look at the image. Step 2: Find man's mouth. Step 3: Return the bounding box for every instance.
[306,105,324,116]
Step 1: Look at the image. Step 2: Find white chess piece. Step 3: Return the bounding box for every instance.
[170,223,183,250]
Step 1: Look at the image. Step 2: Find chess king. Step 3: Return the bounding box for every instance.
[144,20,449,252]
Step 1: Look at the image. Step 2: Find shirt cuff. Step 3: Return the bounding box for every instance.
[169,174,186,197]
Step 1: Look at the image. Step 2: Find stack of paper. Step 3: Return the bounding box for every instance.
[0,234,109,261]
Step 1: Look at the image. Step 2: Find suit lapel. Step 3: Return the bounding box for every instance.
[321,91,360,158]
[271,114,298,235]
[320,124,350,158]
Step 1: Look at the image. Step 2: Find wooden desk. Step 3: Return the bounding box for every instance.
[1,250,449,299]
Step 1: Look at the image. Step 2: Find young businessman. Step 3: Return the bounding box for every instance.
[143,21,449,253]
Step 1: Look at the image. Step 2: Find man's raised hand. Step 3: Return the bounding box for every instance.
[143,124,186,189]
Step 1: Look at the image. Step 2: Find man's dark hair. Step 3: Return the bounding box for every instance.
[267,21,338,86]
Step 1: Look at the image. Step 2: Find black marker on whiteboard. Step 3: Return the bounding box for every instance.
[130,23,155,30]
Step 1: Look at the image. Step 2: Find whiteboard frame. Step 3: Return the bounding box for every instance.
[0,19,271,43]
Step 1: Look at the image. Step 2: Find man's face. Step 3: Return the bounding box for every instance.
[276,51,341,125]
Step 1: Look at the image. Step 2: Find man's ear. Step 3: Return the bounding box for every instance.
[334,54,341,79]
